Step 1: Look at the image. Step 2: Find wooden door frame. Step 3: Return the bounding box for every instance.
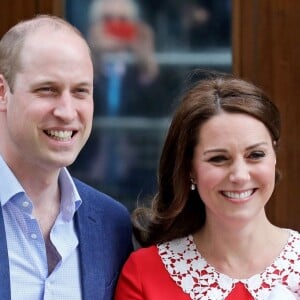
[232,0,300,231]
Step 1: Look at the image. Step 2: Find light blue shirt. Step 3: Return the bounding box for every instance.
[0,156,83,300]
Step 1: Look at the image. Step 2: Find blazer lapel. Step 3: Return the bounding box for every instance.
[0,207,11,300]
[75,201,106,299]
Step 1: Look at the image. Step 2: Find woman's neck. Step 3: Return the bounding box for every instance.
[193,217,288,279]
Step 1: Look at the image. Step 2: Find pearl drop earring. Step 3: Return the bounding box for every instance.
[190,180,196,191]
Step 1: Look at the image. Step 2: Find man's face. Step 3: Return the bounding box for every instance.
[1,27,94,173]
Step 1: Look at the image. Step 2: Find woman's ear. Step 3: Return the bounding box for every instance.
[189,166,196,180]
[0,75,9,111]
[189,169,197,191]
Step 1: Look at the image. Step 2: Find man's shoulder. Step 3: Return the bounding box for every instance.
[73,177,129,216]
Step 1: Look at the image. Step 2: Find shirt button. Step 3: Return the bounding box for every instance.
[30,233,37,239]
[22,201,29,208]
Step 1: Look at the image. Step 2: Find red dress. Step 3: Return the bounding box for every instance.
[115,230,300,299]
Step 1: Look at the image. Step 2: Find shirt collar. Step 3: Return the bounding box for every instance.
[58,167,82,221]
[0,155,82,218]
[0,155,25,207]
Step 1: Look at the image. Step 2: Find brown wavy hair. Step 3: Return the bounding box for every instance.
[133,73,281,247]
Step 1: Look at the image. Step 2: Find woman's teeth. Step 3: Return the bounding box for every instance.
[222,190,253,199]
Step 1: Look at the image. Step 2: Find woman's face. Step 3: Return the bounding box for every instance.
[191,112,276,227]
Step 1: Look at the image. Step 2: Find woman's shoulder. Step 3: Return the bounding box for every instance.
[124,244,167,276]
[282,229,300,259]
[286,229,300,250]
[290,229,300,237]
[130,244,159,261]
[289,229,300,235]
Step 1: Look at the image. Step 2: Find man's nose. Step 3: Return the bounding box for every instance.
[53,92,77,121]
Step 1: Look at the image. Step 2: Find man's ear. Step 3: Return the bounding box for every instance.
[0,75,9,111]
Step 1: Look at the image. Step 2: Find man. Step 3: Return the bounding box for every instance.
[88,0,164,117]
[74,0,173,203]
[0,15,132,299]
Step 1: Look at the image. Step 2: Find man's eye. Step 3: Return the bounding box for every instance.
[74,88,91,98]
[79,89,90,95]
[248,151,266,160]
[37,87,56,93]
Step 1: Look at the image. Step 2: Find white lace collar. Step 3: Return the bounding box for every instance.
[158,230,300,299]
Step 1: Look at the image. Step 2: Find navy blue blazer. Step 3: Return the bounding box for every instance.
[0,178,133,300]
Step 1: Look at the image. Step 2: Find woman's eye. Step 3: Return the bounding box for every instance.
[248,151,265,160]
[208,155,228,164]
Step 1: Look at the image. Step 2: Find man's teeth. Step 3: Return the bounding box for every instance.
[223,190,253,199]
[46,130,73,140]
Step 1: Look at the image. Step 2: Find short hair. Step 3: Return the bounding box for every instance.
[0,15,88,91]
[88,0,140,25]
[133,73,281,246]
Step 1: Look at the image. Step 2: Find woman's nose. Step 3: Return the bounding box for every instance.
[229,161,250,183]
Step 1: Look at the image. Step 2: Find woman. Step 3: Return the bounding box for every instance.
[114,75,300,299]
